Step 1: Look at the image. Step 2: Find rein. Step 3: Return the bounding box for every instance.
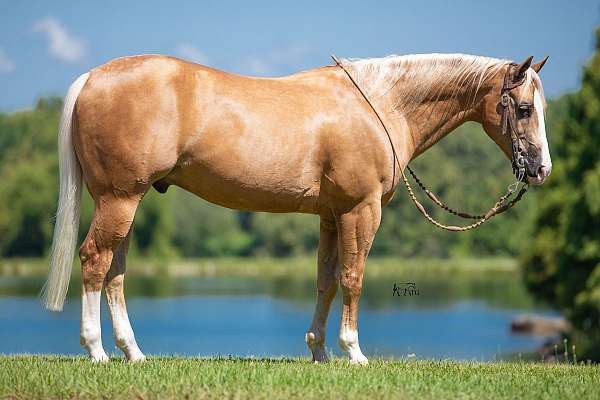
[331,54,528,232]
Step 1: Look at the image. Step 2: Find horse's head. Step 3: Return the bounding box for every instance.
[480,56,551,185]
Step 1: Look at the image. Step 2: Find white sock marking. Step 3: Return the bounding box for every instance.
[80,290,108,362]
[108,300,145,362]
[339,327,368,365]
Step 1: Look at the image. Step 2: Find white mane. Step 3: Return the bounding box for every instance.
[340,53,509,117]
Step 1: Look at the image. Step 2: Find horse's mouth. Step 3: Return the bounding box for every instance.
[526,166,551,185]
[527,175,544,185]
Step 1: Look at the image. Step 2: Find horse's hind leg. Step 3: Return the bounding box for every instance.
[104,229,145,362]
[306,214,339,363]
[79,195,140,362]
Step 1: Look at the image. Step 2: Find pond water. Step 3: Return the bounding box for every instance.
[0,266,557,361]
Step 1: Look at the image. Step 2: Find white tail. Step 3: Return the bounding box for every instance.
[41,72,90,311]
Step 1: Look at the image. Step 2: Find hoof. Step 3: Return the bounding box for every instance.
[312,351,329,364]
[90,351,109,363]
[122,345,146,363]
[349,354,369,365]
[306,331,329,363]
[127,352,146,363]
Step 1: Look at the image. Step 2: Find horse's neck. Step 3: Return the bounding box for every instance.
[349,54,505,159]
[402,92,482,159]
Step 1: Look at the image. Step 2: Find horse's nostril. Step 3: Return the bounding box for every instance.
[538,165,551,178]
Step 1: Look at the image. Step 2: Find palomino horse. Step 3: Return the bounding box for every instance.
[42,53,551,364]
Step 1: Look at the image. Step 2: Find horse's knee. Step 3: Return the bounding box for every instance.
[340,269,363,296]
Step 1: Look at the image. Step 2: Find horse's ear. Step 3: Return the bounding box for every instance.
[531,56,549,73]
[516,56,533,78]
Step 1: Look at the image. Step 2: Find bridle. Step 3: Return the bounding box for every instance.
[332,55,530,232]
[501,62,532,181]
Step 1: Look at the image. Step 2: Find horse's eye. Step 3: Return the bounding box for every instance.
[517,103,532,119]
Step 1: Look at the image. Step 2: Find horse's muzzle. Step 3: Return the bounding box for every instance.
[527,164,551,185]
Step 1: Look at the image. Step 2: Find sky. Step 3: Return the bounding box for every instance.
[0,1,598,111]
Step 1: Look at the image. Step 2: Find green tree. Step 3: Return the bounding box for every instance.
[172,188,252,257]
[521,28,600,359]
[373,121,538,258]
[0,98,62,256]
[251,213,319,257]
[132,190,177,258]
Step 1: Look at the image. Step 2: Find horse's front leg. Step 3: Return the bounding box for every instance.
[336,198,381,365]
[306,214,339,363]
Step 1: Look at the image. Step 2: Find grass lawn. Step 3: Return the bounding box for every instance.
[1,356,598,399]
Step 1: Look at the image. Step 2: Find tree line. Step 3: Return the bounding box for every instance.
[0,100,536,259]
[521,27,600,360]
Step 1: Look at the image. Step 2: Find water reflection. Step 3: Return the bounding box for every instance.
[0,267,555,360]
[0,271,538,311]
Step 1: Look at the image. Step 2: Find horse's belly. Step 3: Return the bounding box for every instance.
[167,159,321,214]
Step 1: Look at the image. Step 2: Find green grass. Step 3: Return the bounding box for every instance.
[1,356,598,399]
[0,256,517,279]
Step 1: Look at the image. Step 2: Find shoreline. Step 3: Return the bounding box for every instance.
[0,257,518,279]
